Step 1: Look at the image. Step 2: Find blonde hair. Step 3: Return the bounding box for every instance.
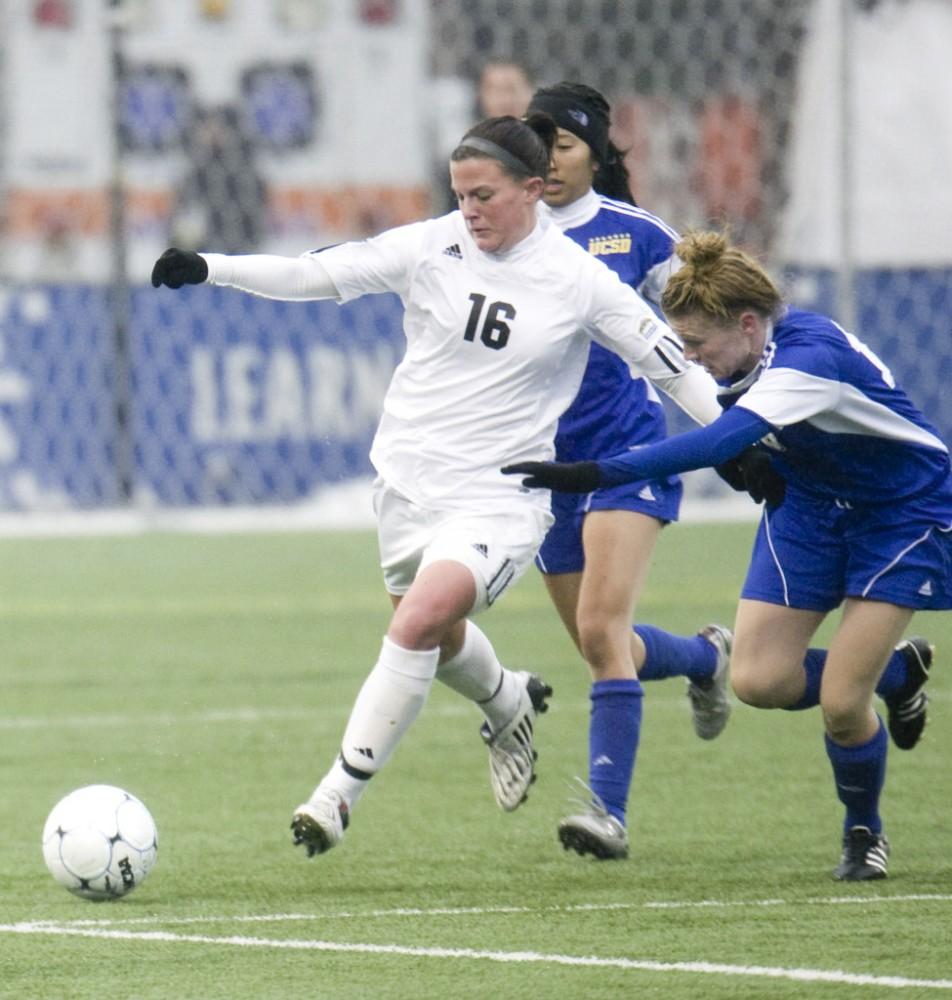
[661,230,783,321]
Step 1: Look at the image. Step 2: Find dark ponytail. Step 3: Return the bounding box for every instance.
[592,144,635,205]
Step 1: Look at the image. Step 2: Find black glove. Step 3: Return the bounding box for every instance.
[713,454,748,493]
[501,460,602,493]
[151,248,209,289]
[741,448,786,506]
[715,447,785,506]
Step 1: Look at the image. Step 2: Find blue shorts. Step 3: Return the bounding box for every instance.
[742,491,952,612]
[536,474,682,575]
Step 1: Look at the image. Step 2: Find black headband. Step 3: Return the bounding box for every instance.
[452,136,535,177]
[528,92,609,164]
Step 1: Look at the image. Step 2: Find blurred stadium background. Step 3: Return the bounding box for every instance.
[0,0,949,522]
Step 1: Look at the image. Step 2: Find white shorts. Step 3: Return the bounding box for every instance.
[373,478,553,614]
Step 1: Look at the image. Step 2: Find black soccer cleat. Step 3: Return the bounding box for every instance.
[885,637,933,750]
[527,674,553,715]
[833,825,889,881]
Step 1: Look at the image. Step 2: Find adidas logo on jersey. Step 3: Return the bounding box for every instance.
[638,485,656,502]
[442,243,463,259]
[918,579,933,596]
[472,543,488,557]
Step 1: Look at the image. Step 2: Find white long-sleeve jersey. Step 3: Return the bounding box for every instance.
[204,211,718,508]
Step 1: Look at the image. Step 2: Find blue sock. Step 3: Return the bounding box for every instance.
[824,719,887,833]
[634,624,716,682]
[785,649,825,710]
[588,678,643,825]
[875,649,908,699]
[785,648,908,710]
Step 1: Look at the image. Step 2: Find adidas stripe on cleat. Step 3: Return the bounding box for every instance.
[480,671,552,811]
[833,825,889,881]
[885,637,932,750]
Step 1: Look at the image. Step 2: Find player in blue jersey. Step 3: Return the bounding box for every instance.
[524,82,751,861]
[505,229,944,880]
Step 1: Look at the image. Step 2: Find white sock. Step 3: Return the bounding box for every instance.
[315,637,439,811]
[436,621,521,731]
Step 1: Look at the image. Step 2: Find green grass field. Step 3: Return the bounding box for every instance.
[1,524,950,998]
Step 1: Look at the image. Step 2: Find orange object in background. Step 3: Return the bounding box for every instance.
[199,0,231,21]
[698,95,764,228]
[33,0,74,29]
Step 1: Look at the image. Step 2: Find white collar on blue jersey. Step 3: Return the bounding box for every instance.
[720,316,777,393]
[540,187,601,231]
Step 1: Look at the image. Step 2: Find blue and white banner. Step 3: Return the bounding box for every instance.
[1,276,950,512]
[0,286,405,509]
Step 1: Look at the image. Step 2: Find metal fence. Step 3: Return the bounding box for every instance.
[0,0,949,514]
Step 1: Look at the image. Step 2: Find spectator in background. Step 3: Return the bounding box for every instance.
[172,105,267,253]
[477,59,533,119]
[431,60,534,215]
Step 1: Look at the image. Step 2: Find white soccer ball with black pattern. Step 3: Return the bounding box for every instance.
[42,784,158,900]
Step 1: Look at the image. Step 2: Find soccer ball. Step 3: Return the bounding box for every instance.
[42,784,158,900]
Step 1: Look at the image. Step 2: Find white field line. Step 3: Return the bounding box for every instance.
[0,489,756,539]
[0,701,493,731]
[1,921,950,990]
[0,706,321,731]
[18,893,952,930]
[4,687,948,732]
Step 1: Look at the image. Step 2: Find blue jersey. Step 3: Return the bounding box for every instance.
[592,305,952,608]
[728,308,951,507]
[547,192,679,461]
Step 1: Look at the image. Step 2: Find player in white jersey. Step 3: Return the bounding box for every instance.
[506,230,948,881]
[151,114,721,859]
